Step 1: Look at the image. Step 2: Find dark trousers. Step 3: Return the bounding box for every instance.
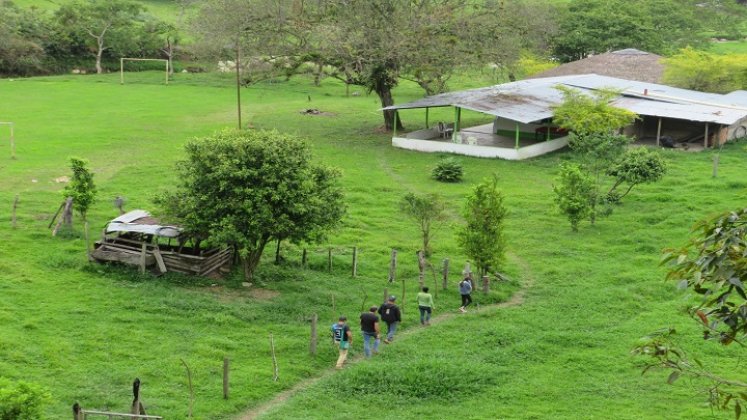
[461,294,472,308]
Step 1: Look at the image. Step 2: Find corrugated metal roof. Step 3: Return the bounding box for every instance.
[107,210,182,238]
[385,74,747,125]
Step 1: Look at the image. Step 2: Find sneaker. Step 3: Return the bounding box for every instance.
[459,307,466,313]
[383,339,391,344]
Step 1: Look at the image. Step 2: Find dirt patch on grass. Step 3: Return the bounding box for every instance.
[248,288,280,300]
[299,108,336,117]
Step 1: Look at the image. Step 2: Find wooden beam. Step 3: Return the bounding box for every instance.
[452,107,461,142]
[515,122,520,149]
[656,118,662,147]
[393,111,398,137]
[704,123,709,148]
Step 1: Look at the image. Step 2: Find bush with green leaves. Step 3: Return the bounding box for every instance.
[431,157,463,183]
[553,163,596,231]
[0,378,50,420]
[457,175,507,276]
[606,147,667,201]
[157,129,345,281]
[62,157,97,221]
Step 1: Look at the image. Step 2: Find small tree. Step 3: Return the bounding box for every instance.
[62,157,96,221]
[0,378,50,420]
[400,192,447,257]
[158,129,345,280]
[634,208,747,416]
[552,86,640,222]
[553,163,596,231]
[457,175,507,277]
[55,0,146,74]
[606,147,667,202]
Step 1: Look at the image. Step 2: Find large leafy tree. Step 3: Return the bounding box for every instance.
[457,175,507,277]
[635,208,747,417]
[552,0,707,62]
[663,48,747,94]
[0,2,48,76]
[157,129,345,280]
[54,0,146,74]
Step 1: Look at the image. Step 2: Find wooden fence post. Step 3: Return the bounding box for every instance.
[713,154,720,178]
[84,221,90,261]
[11,194,18,229]
[310,313,318,356]
[401,276,406,315]
[417,251,426,289]
[139,242,147,274]
[72,402,83,420]
[180,358,194,419]
[351,246,358,277]
[482,275,490,293]
[442,258,449,290]
[52,197,73,236]
[301,248,307,269]
[270,333,279,381]
[388,249,397,283]
[223,357,230,399]
[9,122,15,160]
[383,288,388,304]
[327,248,332,273]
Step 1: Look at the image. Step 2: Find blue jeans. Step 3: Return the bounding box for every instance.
[385,321,398,341]
[419,306,432,324]
[362,332,380,357]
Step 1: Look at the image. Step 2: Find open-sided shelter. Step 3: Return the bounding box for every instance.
[92,210,232,276]
[384,74,747,160]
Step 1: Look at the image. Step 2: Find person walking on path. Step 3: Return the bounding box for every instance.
[459,276,473,313]
[417,287,435,326]
[331,316,352,369]
[378,295,401,343]
[360,306,381,357]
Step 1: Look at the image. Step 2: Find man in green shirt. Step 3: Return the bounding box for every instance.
[416,287,435,325]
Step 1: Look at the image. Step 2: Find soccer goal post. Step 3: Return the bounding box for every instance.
[120,58,169,85]
[0,122,15,159]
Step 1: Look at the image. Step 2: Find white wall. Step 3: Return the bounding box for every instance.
[392,136,569,160]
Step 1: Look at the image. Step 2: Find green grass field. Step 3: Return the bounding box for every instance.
[11,0,183,21]
[710,40,747,55]
[1,70,746,419]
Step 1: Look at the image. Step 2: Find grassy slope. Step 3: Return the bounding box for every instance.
[0,71,514,419]
[1,70,746,420]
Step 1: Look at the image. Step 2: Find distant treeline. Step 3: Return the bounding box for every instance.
[0,0,180,76]
[1,0,746,78]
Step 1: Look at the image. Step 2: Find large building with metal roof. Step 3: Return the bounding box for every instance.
[384,74,747,160]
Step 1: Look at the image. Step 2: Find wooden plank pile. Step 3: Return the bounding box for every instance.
[91,235,232,277]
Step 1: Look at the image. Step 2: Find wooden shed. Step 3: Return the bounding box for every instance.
[91,210,232,276]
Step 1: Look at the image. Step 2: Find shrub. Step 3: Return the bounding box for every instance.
[0,378,50,420]
[553,163,596,231]
[431,157,463,182]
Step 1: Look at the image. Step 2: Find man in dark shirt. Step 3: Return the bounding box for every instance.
[360,306,380,357]
[378,295,402,343]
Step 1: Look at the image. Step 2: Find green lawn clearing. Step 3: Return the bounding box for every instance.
[0,71,745,419]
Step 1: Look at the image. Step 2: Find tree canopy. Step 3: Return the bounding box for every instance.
[552,0,708,62]
[457,175,507,277]
[157,129,345,280]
